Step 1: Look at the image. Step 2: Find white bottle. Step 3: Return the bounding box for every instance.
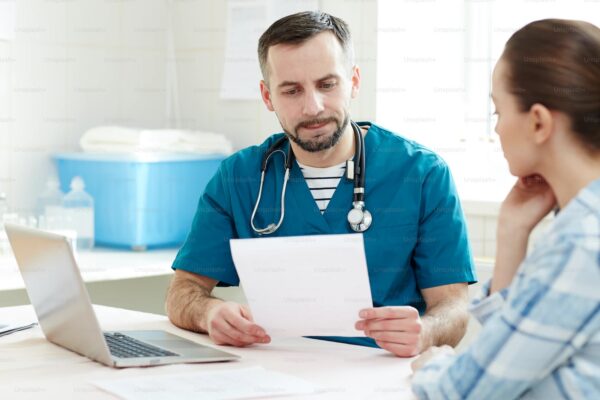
[63,176,95,250]
[0,192,7,221]
[0,192,8,254]
[37,177,65,230]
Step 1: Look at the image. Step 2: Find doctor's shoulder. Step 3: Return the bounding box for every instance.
[217,133,286,175]
[370,123,451,176]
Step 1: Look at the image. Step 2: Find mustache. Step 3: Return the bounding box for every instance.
[296,117,337,130]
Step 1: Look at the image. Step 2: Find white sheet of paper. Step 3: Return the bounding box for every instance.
[0,313,37,336]
[219,0,318,100]
[230,234,372,337]
[92,366,320,400]
[219,0,265,100]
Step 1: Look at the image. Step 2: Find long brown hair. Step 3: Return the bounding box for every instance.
[502,19,600,151]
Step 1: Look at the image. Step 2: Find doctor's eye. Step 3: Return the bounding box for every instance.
[282,88,300,96]
[320,81,337,90]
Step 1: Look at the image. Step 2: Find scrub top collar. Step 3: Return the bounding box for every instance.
[286,121,380,232]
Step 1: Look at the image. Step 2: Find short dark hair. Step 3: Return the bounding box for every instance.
[257,11,354,83]
[502,19,600,151]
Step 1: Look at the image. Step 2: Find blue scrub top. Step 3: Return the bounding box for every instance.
[173,122,476,347]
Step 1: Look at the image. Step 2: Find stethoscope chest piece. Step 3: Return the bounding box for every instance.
[347,201,372,232]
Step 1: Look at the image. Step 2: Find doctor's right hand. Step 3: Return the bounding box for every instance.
[204,301,271,347]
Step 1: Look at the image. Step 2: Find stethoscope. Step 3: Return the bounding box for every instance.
[250,121,372,235]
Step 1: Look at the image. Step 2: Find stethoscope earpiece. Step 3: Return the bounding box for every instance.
[251,121,372,235]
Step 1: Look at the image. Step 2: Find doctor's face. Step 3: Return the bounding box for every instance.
[259,32,360,153]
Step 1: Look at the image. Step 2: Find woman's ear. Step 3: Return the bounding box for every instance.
[529,103,554,145]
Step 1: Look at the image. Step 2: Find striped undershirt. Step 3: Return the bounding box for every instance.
[297,161,347,214]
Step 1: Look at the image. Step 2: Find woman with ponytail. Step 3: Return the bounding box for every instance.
[411,19,600,400]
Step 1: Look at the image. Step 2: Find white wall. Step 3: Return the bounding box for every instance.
[0,0,546,263]
[0,0,377,217]
[0,0,171,215]
[462,200,554,261]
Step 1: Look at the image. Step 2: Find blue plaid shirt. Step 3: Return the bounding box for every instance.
[412,178,600,399]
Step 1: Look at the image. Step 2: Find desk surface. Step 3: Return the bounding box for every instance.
[0,248,177,291]
[0,305,415,399]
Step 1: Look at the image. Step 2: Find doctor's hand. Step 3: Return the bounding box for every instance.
[204,301,271,347]
[355,306,423,357]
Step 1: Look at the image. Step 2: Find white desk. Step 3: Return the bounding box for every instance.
[0,305,416,400]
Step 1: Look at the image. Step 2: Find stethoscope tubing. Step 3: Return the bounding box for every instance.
[251,121,368,235]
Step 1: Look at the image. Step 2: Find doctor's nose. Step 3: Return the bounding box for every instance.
[302,90,325,117]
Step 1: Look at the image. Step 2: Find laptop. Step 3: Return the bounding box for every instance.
[5,223,240,368]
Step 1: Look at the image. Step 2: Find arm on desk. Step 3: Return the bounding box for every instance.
[166,269,270,347]
[419,283,470,349]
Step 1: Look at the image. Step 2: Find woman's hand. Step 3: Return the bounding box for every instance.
[410,345,455,373]
[491,175,557,294]
[499,175,557,233]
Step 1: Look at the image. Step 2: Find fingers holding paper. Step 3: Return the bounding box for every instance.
[206,301,271,347]
[355,306,422,357]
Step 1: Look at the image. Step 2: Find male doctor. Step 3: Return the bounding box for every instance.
[166,11,476,357]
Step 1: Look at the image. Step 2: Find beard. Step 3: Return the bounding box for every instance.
[283,114,350,153]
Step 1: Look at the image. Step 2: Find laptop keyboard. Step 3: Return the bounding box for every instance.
[104,332,180,358]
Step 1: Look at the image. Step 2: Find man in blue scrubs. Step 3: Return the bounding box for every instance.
[166,11,476,357]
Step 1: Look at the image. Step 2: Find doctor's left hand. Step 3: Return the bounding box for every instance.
[355,306,423,357]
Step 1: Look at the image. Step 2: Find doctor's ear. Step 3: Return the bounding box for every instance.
[350,65,361,99]
[260,80,275,112]
[529,103,554,145]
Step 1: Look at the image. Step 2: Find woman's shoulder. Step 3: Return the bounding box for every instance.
[549,180,600,251]
[521,204,600,292]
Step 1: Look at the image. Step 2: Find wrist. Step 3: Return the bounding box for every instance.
[497,216,533,242]
[199,298,224,332]
[492,226,530,294]
[417,316,434,351]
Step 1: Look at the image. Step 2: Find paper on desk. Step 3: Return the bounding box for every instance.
[0,322,37,337]
[230,234,372,337]
[92,366,320,400]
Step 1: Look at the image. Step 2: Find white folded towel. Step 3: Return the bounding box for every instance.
[80,126,233,155]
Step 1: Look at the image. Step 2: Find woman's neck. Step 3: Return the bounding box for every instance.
[542,146,600,209]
